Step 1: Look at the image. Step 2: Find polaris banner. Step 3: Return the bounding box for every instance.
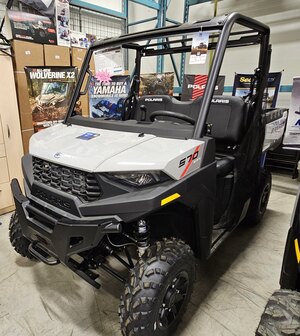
[181,75,225,101]
[232,72,282,108]
[283,77,300,145]
[25,66,77,132]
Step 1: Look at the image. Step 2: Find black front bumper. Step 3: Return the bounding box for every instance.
[11,179,122,264]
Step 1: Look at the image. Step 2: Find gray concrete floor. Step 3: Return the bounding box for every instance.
[0,173,298,336]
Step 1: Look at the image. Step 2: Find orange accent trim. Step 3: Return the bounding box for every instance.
[180,145,200,178]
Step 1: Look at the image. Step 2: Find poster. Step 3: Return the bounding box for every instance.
[232,72,282,108]
[89,75,130,120]
[139,72,174,96]
[55,0,70,47]
[25,67,77,132]
[283,77,300,145]
[93,46,124,75]
[5,10,57,44]
[181,74,225,101]
[70,30,87,48]
[189,32,209,65]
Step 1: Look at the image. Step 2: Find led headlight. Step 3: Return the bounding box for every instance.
[106,171,170,187]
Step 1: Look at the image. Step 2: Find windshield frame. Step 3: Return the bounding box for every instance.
[65,12,270,140]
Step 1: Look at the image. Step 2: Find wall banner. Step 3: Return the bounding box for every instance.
[25,66,77,132]
[283,77,300,146]
[181,75,225,101]
[232,72,282,109]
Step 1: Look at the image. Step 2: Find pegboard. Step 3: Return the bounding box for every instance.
[70,5,125,39]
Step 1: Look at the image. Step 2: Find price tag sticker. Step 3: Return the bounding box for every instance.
[189,32,209,65]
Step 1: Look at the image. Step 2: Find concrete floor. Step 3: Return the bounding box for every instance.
[0,173,298,336]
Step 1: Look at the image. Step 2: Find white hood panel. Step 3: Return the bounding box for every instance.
[30,124,155,172]
[99,137,204,179]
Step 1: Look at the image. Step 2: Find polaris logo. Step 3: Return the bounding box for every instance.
[54,152,62,159]
[188,84,206,89]
[144,98,163,102]
[188,84,219,90]
[212,98,229,104]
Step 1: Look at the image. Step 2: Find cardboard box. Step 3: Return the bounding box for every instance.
[21,129,34,154]
[12,40,44,71]
[71,47,87,69]
[44,45,70,66]
[14,72,33,130]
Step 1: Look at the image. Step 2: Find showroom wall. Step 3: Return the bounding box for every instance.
[128,0,300,107]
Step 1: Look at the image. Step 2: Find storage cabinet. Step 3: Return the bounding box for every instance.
[0,52,24,214]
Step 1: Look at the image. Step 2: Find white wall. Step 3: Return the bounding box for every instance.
[128,0,300,107]
[82,0,123,13]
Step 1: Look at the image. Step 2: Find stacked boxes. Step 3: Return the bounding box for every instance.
[12,40,44,154]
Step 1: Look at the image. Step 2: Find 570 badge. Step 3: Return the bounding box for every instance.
[178,146,200,168]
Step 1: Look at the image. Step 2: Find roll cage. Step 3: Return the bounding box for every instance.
[65,12,270,138]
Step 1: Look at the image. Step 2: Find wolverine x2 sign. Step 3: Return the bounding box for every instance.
[25,67,77,132]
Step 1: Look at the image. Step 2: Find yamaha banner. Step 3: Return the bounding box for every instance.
[283,77,300,145]
[232,72,282,108]
[182,75,225,101]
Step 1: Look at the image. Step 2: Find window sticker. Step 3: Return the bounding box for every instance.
[77,132,100,140]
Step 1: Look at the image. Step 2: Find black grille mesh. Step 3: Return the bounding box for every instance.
[32,157,102,202]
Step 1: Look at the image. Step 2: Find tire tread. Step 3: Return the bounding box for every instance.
[256,289,300,336]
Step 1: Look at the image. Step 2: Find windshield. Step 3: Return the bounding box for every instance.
[42,82,68,95]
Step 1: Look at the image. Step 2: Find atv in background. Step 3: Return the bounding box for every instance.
[8,12,287,336]
[256,190,300,335]
[35,81,69,108]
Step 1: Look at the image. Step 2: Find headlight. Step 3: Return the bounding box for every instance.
[105,171,170,187]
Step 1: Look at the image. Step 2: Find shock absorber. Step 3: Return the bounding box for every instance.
[134,219,150,257]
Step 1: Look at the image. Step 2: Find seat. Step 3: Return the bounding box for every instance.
[135,95,203,122]
[207,96,249,177]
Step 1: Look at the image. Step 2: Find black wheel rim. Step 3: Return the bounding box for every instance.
[259,183,270,214]
[157,271,189,330]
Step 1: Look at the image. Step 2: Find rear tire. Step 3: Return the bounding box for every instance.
[119,238,195,336]
[9,212,34,259]
[245,169,272,225]
[256,289,300,336]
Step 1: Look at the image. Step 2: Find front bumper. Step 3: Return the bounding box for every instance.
[11,179,122,264]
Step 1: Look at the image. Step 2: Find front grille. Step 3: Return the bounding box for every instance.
[32,157,102,202]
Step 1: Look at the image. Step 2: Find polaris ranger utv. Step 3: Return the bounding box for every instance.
[9,12,285,336]
[256,189,300,335]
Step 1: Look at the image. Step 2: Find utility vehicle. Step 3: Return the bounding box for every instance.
[256,189,300,335]
[9,13,286,335]
[36,81,69,107]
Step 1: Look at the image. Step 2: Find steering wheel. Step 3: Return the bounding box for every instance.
[149,110,195,125]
